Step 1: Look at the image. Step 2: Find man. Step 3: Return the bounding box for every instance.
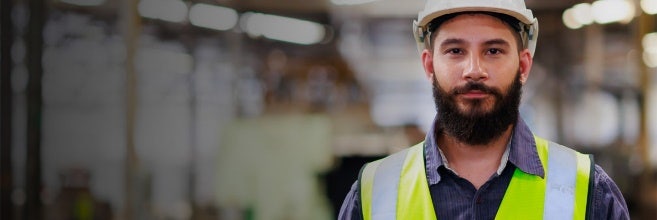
[338,0,629,219]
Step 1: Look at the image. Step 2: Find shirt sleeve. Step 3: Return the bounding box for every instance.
[338,181,363,220]
[591,165,630,220]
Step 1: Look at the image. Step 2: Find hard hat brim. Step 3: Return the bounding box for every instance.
[417,6,535,28]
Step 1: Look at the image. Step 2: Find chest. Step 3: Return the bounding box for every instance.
[429,166,514,220]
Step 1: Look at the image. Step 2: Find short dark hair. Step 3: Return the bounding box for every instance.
[425,11,523,52]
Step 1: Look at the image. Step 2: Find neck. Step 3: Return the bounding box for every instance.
[437,125,514,189]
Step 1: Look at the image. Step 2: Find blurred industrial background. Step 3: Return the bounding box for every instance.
[1,0,657,219]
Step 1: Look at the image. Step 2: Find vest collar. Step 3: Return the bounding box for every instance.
[508,117,545,178]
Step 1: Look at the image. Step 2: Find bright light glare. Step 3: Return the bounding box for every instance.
[245,13,325,45]
[644,51,657,68]
[138,0,188,23]
[189,3,238,31]
[571,3,594,25]
[644,32,657,67]
[591,0,635,24]
[59,0,105,6]
[240,12,256,36]
[641,0,657,14]
[562,8,583,29]
[331,0,378,5]
[643,32,657,53]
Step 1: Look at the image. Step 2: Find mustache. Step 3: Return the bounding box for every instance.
[451,82,499,95]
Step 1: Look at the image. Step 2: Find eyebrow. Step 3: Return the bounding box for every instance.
[439,38,465,49]
[438,38,511,48]
[484,38,511,47]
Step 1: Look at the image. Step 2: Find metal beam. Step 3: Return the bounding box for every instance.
[120,0,141,219]
[1,0,15,218]
[637,10,655,220]
[24,0,45,218]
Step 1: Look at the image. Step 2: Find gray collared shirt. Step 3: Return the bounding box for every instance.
[338,117,629,220]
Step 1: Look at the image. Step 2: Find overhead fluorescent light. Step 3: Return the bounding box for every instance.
[244,13,325,45]
[138,0,188,23]
[644,32,657,67]
[641,0,657,14]
[562,8,583,29]
[189,3,238,31]
[643,32,657,53]
[591,0,635,24]
[571,3,594,25]
[643,51,657,68]
[59,0,105,6]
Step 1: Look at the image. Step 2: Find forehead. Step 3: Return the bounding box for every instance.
[434,13,518,45]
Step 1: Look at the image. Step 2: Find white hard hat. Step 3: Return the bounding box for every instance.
[413,0,539,57]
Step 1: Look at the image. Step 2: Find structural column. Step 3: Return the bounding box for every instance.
[120,0,141,219]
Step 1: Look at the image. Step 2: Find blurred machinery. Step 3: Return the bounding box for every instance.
[46,168,113,220]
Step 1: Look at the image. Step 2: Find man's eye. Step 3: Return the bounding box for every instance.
[487,48,502,55]
[446,48,462,54]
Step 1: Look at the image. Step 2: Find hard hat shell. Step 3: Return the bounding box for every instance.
[413,0,539,56]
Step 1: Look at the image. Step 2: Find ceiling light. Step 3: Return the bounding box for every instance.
[562,8,583,29]
[138,0,188,23]
[244,13,325,45]
[571,3,594,25]
[189,3,238,31]
[641,0,657,14]
[591,0,635,24]
[643,32,657,53]
[643,51,657,68]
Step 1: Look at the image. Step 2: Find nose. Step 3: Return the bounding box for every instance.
[462,53,488,81]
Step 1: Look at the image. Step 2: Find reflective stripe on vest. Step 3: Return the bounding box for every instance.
[359,136,592,220]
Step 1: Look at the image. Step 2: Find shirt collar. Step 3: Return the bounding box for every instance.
[435,141,510,177]
[424,116,545,185]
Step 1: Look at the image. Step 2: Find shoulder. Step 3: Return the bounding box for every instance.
[545,141,629,219]
[338,181,363,220]
[590,164,630,219]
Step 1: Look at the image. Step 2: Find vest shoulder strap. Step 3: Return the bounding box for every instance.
[496,136,593,220]
[359,142,436,220]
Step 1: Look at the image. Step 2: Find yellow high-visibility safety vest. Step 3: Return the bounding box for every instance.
[359,136,593,220]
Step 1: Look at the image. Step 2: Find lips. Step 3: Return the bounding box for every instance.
[453,82,492,93]
[460,90,490,99]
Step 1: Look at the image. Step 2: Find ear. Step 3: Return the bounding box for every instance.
[518,49,533,84]
[421,49,434,82]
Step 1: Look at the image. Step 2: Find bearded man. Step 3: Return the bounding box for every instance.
[338,1,629,219]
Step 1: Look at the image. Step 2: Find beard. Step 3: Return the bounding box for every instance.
[432,72,522,145]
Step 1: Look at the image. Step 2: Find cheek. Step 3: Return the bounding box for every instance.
[433,58,467,78]
[432,66,460,85]
[432,73,456,92]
